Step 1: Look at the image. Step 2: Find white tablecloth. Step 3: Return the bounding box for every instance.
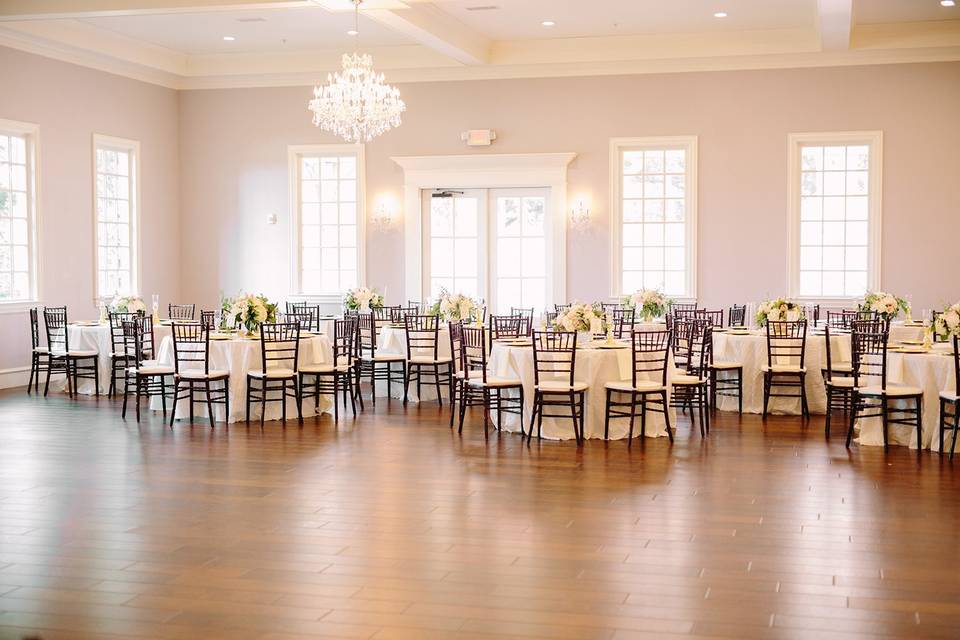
[711,329,851,415]
[53,322,172,395]
[487,341,678,441]
[888,321,926,343]
[376,325,453,402]
[149,334,334,423]
[857,345,957,451]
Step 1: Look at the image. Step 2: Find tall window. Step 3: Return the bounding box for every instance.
[789,132,882,298]
[492,189,547,313]
[611,136,697,298]
[0,120,38,304]
[292,145,363,296]
[94,135,139,299]
[424,190,481,300]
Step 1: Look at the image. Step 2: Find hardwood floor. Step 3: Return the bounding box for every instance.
[1,388,959,640]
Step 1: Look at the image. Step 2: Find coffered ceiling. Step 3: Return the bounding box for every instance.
[0,0,957,89]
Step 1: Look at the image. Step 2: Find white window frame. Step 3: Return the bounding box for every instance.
[92,133,140,302]
[0,118,41,312]
[609,136,698,301]
[787,131,883,302]
[288,143,366,304]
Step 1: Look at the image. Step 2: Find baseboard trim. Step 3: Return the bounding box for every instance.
[0,366,31,390]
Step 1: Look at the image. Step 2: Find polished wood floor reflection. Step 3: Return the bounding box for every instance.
[1,389,959,640]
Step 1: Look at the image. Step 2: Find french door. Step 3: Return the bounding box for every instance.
[421,187,550,313]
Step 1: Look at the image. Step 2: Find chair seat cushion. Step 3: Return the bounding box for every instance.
[248,368,296,379]
[466,376,522,388]
[360,353,405,363]
[761,364,806,373]
[300,363,352,374]
[940,390,960,402]
[33,346,48,354]
[127,365,174,375]
[826,377,856,388]
[859,385,922,397]
[409,356,453,365]
[177,369,229,380]
[536,380,589,392]
[710,360,742,370]
[672,374,706,385]
[52,349,99,358]
[605,380,666,393]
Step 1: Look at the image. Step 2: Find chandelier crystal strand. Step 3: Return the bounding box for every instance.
[308,0,405,143]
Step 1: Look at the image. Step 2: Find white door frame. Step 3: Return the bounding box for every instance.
[392,152,576,306]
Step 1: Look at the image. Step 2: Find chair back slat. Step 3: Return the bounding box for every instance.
[766,320,808,369]
[200,310,217,330]
[168,303,196,321]
[460,325,488,384]
[850,320,889,389]
[728,305,746,327]
[285,302,321,332]
[404,314,440,361]
[630,330,671,388]
[696,309,723,327]
[109,311,141,356]
[532,330,577,386]
[510,307,534,336]
[611,308,635,339]
[489,315,523,341]
[332,316,357,368]
[43,307,69,355]
[171,323,210,375]
[29,307,44,350]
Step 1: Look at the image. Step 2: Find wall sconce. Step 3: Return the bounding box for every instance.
[570,200,590,230]
[372,203,392,231]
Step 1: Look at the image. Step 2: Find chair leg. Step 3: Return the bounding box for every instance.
[92,358,100,397]
[170,380,180,426]
[161,376,168,417]
[916,396,923,452]
[28,355,36,395]
[122,372,130,419]
[43,358,53,396]
[135,376,142,422]
[568,392,580,445]
[939,398,945,454]
[458,384,468,434]
[825,387,832,436]
[737,370,743,415]
[846,393,858,448]
[762,373,770,419]
[434,364,443,407]
[881,398,889,452]
[333,375,340,423]
[627,391,637,444]
[224,378,231,421]
[800,373,810,419]
[205,380,215,424]
[527,393,538,441]
[662,391,673,442]
[245,378,251,423]
[950,401,958,460]
[603,389,611,440]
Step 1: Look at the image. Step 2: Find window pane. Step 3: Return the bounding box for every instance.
[95,141,137,297]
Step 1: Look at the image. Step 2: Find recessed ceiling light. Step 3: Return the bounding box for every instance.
[347,29,359,36]
[222,35,236,41]
[541,20,555,27]
[713,11,728,18]
[941,0,956,7]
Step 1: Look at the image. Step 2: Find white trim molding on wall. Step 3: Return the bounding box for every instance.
[786,130,883,303]
[608,135,699,302]
[91,133,141,303]
[0,117,42,312]
[391,152,576,306]
[287,143,366,305]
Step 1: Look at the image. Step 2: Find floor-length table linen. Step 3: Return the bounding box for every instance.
[487,340,678,440]
[53,322,172,395]
[150,333,334,423]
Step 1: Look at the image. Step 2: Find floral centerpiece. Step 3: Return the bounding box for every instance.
[227,293,278,335]
[622,289,670,322]
[344,287,384,312]
[755,298,804,327]
[110,294,146,314]
[553,302,608,336]
[428,289,482,322]
[933,303,960,341]
[860,291,910,322]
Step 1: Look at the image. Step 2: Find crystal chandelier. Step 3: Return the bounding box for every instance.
[308,0,406,143]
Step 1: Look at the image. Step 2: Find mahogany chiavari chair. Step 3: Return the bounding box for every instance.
[554,303,572,313]
[544,311,558,329]
[670,302,698,316]
[489,314,524,341]
[846,320,922,452]
[168,303,196,321]
[407,300,423,313]
[43,306,99,398]
[672,321,712,436]
[170,323,229,426]
[286,302,320,332]
[529,331,588,444]
[510,307,534,336]
[108,311,142,397]
[707,321,744,415]
[603,329,672,443]
[392,305,420,324]
[357,312,406,404]
[822,323,856,436]
[610,307,635,339]
[200,309,217,330]
[938,335,960,458]
[762,320,809,419]
[697,309,724,327]
[27,307,56,395]
[299,317,358,422]
[284,310,315,333]
[245,322,302,426]
[448,321,464,428]
[728,305,747,327]
[120,317,174,422]
[403,314,454,406]
[457,325,523,435]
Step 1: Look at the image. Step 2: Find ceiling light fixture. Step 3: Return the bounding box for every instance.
[222,35,236,41]
[308,0,405,143]
[941,1,956,7]
[713,11,728,18]
[541,20,555,27]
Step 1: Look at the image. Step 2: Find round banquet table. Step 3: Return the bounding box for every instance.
[375,324,453,402]
[53,321,172,395]
[855,344,958,451]
[487,339,678,441]
[711,328,851,416]
[887,320,926,343]
[150,333,334,423]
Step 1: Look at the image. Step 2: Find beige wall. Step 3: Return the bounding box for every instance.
[178,61,960,314]
[0,46,180,377]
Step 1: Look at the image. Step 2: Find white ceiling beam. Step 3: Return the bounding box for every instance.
[365,4,490,66]
[0,0,313,21]
[816,0,853,51]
